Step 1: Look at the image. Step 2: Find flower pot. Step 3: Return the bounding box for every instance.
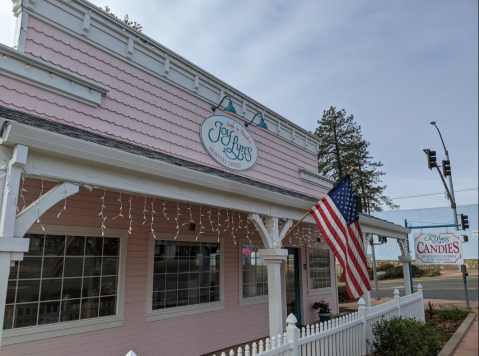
[318,312,331,323]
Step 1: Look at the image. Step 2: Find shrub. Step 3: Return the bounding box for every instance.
[377,263,395,272]
[437,305,473,321]
[312,299,331,313]
[337,285,359,303]
[369,316,442,356]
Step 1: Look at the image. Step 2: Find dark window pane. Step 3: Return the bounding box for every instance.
[39,301,60,325]
[189,258,199,272]
[100,276,117,296]
[103,238,119,256]
[40,279,62,301]
[210,272,220,287]
[178,258,189,273]
[25,234,44,256]
[64,257,84,278]
[153,274,165,292]
[199,288,209,303]
[85,237,103,256]
[9,261,19,280]
[42,257,64,279]
[16,280,40,303]
[165,243,178,258]
[210,287,219,302]
[154,257,166,274]
[188,273,199,288]
[199,257,210,272]
[4,305,14,330]
[65,236,85,256]
[101,257,118,276]
[199,272,209,288]
[62,278,82,299]
[178,242,189,257]
[165,290,177,308]
[178,273,189,289]
[81,297,99,319]
[61,299,80,321]
[166,257,178,273]
[178,289,188,306]
[7,281,17,304]
[199,243,210,256]
[165,274,177,291]
[152,292,165,310]
[99,296,116,316]
[188,289,199,305]
[14,303,38,328]
[190,244,199,256]
[44,235,65,256]
[84,257,102,276]
[19,257,42,279]
[154,241,165,257]
[82,277,100,298]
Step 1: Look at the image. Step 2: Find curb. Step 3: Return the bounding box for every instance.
[438,313,477,356]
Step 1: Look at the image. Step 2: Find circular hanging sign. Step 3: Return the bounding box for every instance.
[200,115,258,171]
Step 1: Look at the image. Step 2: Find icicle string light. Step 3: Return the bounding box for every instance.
[128,194,133,234]
[216,208,221,242]
[36,179,45,231]
[56,184,68,218]
[113,192,123,219]
[208,207,214,232]
[236,211,242,231]
[99,190,107,236]
[182,204,194,226]
[223,210,230,232]
[142,196,148,225]
[162,200,169,220]
[231,211,236,244]
[151,198,157,239]
[245,216,252,244]
[195,205,204,241]
[174,202,181,240]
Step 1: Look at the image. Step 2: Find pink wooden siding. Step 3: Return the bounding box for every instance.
[0,16,326,199]
[0,180,337,356]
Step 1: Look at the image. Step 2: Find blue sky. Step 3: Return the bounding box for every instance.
[1,0,477,210]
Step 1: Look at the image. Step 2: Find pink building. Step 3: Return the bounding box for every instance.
[0,1,410,355]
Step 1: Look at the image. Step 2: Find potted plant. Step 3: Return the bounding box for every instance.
[313,299,332,323]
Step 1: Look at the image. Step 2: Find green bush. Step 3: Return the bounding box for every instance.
[369,316,442,356]
[377,263,395,272]
[437,305,473,321]
[337,285,358,303]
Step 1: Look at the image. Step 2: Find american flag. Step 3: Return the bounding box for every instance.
[310,175,371,299]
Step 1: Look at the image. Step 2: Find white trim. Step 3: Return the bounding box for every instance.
[238,238,268,307]
[145,232,225,322]
[20,0,320,153]
[1,224,128,345]
[306,244,334,297]
[299,169,334,190]
[0,43,109,107]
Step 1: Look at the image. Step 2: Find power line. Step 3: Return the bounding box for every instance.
[391,187,478,200]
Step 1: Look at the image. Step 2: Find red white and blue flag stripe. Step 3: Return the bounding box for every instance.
[310,175,371,299]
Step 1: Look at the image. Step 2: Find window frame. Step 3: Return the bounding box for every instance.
[145,233,224,322]
[307,243,334,296]
[238,238,268,307]
[2,224,127,346]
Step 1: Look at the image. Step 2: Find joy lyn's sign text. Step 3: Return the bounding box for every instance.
[414,232,464,265]
[200,115,258,171]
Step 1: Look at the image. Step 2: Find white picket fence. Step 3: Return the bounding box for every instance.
[212,285,425,356]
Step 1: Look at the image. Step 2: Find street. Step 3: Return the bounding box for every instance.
[369,275,479,301]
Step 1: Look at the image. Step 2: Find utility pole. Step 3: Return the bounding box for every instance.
[428,121,470,308]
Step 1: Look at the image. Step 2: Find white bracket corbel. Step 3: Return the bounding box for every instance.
[279,219,293,242]
[14,182,79,238]
[248,213,273,248]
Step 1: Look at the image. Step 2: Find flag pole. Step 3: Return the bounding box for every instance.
[280,167,356,244]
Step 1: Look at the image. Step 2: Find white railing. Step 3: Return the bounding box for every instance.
[214,285,425,356]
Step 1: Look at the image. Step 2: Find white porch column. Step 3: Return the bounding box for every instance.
[398,255,412,295]
[363,253,372,307]
[258,248,288,339]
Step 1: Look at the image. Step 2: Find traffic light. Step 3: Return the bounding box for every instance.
[460,214,469,230]
[424,149,437,169]
[442,160,451,176]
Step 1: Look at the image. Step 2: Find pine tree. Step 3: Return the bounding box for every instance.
[314,106,398,212]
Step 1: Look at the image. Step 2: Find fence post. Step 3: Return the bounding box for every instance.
[417,284,425,322]
[285,313,299,356]
[393,289,400,317]
[358,298,367,356]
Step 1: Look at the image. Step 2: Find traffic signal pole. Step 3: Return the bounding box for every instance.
[429,121,470,308]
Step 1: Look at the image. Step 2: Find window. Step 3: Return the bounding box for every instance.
[2,226,126,346]
[146,234,224,321]
[308,248,332,295]
[239,241,268,306]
